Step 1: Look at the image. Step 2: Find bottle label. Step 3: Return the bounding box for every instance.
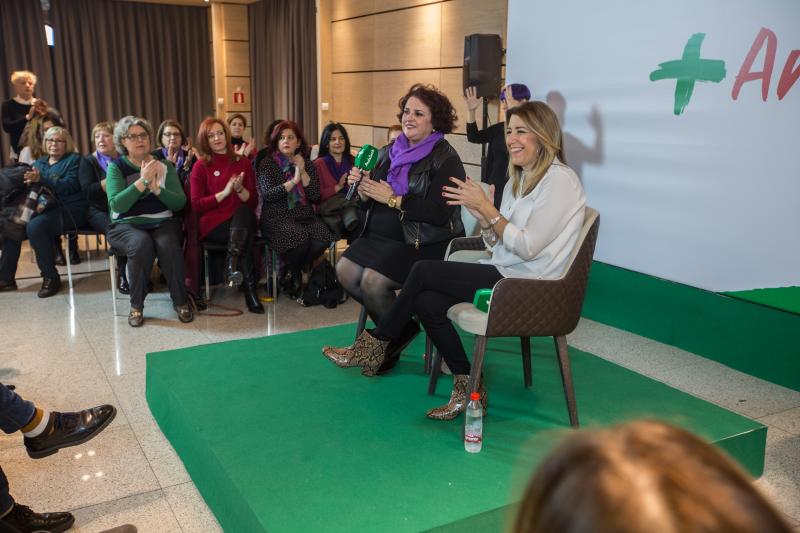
[465,433,482,444]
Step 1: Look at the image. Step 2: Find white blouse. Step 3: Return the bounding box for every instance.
[480,160,586,279]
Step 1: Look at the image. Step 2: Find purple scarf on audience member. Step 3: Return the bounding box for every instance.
[322,154,353,194]
[95,151,113,172]
[161,147,185,171]
[273,151,307,210]
[386,131,444,195]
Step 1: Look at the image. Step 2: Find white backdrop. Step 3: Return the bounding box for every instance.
[506,0,799,292]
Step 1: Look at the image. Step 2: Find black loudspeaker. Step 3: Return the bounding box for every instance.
[463,34,503,98]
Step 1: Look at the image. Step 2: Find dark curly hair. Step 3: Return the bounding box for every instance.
[269,120,310,158]
[396,83,457,134]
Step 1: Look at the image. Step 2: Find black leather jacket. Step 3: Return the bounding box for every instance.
[358,138,465,248]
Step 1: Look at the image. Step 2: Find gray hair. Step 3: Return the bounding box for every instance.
[114,115,153,155]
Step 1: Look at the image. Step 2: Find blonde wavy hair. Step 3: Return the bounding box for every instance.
[506,101,566,198]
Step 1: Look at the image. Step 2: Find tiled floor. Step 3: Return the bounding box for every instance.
[1,246,799,532]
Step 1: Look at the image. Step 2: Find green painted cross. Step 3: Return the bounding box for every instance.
[650,33,727,115]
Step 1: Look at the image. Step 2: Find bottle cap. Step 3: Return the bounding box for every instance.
[470,392,480,401]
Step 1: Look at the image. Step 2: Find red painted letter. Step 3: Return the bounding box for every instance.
[732,27,777,101]
[777,50,800,100]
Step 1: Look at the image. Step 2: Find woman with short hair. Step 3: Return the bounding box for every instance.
[0,126,87,297]
[152,119,196,186]
[79,121,129,293]
[106,116,192,327]
[327,83,467,372]
[227,114,255,160]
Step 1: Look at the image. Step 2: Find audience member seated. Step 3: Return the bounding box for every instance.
[0,126,87,297]
[227,113,256,160]
[79,121,130,294]
[1,70,37,162]
[152,119,196,186]
[256,120,332,299]
[512,420,793,533]
[1,382,116,532]
[313,122,358,240]
[328,83,467,373]
[190,117,263,313]
[385,124,402,146]
[106,116,192,327]
[465,83,530,208]
[323,102,585,420]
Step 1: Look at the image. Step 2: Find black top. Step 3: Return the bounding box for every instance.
[466,120,507,208]
[79,154,110,212]
[1,99,32,154]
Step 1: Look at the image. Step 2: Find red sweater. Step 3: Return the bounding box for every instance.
[190,153,258,239]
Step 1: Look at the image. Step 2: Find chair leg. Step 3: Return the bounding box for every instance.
[203,248,211,302]
[269,247,279,300]
[554,336,579,428]
[424,334,433,375]
[521,336,532,388]
[65,234,74,291]
[109,254,118,317]
[355,305,368,341]
[427,348,443,396]
[468,335,488,394]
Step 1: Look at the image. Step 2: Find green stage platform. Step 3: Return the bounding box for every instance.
[146,323,766,533]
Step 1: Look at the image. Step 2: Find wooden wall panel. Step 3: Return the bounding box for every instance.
[372,69,441,127]
[440,0,507,67]
[372,4,441,70]
[332,16,374,72]
[340,123,373,148]
[223,4,249,40]
[331,72,374,125]
[224,41,250,77]
[331,0,438,21]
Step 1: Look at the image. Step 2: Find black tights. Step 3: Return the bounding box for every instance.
[336,257,402,325]
[371,260,503,375]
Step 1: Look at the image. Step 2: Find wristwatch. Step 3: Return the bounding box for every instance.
[387,195,397,209]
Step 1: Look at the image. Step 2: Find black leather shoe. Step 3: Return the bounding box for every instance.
[24,404,117,459]
[1,503,74,533]
[0,279,17,292]
[37,277,62,298]
[118,273,130,295]
[174,304,194,323]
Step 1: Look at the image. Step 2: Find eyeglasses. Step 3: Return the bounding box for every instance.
[45,139,66,144]
[162,132,182,138]
[207,131,226,139]
[125,133,149,141]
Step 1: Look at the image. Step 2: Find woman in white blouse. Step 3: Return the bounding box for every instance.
[322,101,586,420]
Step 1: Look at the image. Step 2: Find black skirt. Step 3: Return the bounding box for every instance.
[342,234,450,284]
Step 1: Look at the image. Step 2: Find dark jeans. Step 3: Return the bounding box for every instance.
[372,260,503,375]
[107,219,187,310]
[0,384,37,517]
[0,203,88,281]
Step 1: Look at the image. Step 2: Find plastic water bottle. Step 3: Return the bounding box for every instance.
[464,392,483,453]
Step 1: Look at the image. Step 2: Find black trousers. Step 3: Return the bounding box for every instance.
[107,219,187,310]
[373,260,503,375]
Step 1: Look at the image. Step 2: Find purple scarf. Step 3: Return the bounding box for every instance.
[95,151,113,172]
[161,147,185,171]
[322,154,353,193]
[386,131,444,195]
